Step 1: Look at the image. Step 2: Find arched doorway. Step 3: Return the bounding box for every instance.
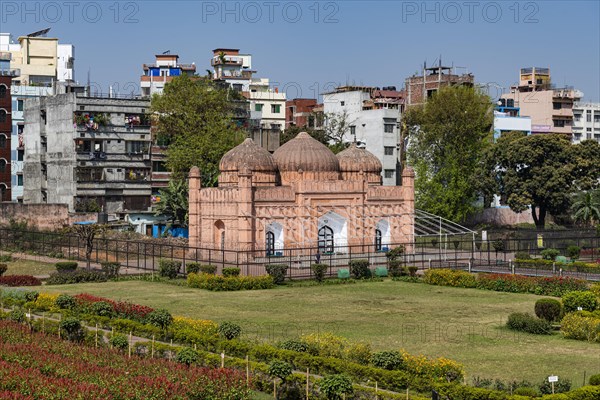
[266,231,275,256]
[376,219,391,251]
[214,220,225,250]
[266,222,284,256]
[318,226,334,254]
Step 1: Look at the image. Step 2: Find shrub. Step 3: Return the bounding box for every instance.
[59,317,84,341]
[492,240,505,252]
[9,309,25,323]
[349,259,371,279]
[0,275,42,287]
[407,266,418,277]
[24,291,39,302]
[387,260,405,277]
[320,374,353,400]
[311,263,328,282]
[100,262,121,278]
[147,309,173,330]
[91,301,114,317]
[222,267,241,277]
[371,350,403,370]
[345,342,372,365]
[513,386,539,397]
[506,313,552,335]
[176,347,199,366]
[218,321,241,340]
[280,340,309,353]
[589,374,600,386]
[265,264,287,284]
[386,246,405,261]
[0,263,7,276]
[55,294,76,310]
[158,259,181,279]
[46,270,107,285]
[539,378,571,394]
[0,254,13,262]
[514,251,531,260]
[562,291,598,313]
[535,298,563,322]
[199,264,217,274]
[55,261,78,272]
[268,360,293,381]
[423,269,477,288]
[186,262,201,274]
[541,248,561,260]
[33,293,58,312]
[110,333,129,350]
[567,245,581,260]
[560,313,600,342]
[187,273,274,291]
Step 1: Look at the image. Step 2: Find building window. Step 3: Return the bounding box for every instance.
[350,125,356,136]
[152,161,168,172]
[0,135,5,148]
[340,101,345,106]
[0,110,6,123]
[126,141,148,154]
[17,100,24,112]
[232,84,243,92]
[552,102,561,110]
[384,169,394,179]
[384,124,395,133]
[271,104,281,113]
[554,119,565,128]
[17,150,23,161]
[0,159,6,173]
[375,229,382,252]
[266,231,275,256]
[587,110,592,122]
[384,146,394,156]
[594,113,600,123]
[574,113,581,121]
[17,174,23,186]
[318,226,334,254]
[255,103,263,112]
[0,85,6,98]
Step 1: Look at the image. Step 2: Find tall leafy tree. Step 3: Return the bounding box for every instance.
[405,86,493,222]
[154,179,189,226]
[150,74,245,186]
[487,133,576,229]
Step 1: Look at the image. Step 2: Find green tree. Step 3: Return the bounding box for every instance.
[405,86,493,222]
[67,224,106,269]
[571,189,600,227]
[486,133,574,229]
[324,111,354,154]
[281,125,328,146]
[150,74,245,185]
[154,179,189,226]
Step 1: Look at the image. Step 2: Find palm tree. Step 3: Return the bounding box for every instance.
[571,190,600,227]
[155,179,189,227]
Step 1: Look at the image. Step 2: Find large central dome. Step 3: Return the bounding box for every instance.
[273,132,340,183]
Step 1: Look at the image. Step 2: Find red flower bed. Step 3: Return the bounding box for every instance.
[0,275,41,287]
[0,321,251,399]
[74,293,154,322]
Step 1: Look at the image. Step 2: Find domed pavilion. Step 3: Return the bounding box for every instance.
[188,132,414,266]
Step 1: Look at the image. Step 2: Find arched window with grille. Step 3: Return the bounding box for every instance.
[318,226,334,254]
[266,231,275,256]
[375,229,382,251]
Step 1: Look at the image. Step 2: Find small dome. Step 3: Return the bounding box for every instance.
[273,132,339,173]
[337,143,382,173]
[219,138,277,173]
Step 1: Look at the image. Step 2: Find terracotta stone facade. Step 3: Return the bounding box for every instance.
[188,133,415,260]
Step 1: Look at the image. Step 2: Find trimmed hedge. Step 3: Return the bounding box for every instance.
[55,261,78,272]
[187,273,274,291]
[506,312,552,335]
[349,259,371,279]
[46,270,107,285]
[515,258,600,273]
[200,264,218,275]
[158,259,181,279]
[222,267,240,277]
[0,275,42,287]
[562,291,598,313]
[535,298,563,322]
[265,264,287,284]
[311,263,328,282]
[100,262,121,278]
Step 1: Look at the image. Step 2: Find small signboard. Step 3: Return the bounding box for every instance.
[548,376,558,383]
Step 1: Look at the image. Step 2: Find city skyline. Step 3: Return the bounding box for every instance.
[1,0,599,101]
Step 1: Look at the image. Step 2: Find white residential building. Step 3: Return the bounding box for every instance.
[323,86,403,186]
[140,54,196,97]
[572,103,600,144]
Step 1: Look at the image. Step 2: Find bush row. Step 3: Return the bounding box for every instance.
[0,275,41,287]
[515,258,600,273]
[187,273,274,291]
[506,313,552,335]
[46,270,107,285]
[423,269,589,296]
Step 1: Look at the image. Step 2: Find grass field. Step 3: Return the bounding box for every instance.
[3,258,56,276]
[39,279,600,386]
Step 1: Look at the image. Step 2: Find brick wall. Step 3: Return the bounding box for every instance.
[0,203,97,230]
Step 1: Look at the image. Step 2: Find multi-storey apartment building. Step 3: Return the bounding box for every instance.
[0,55,15,201]
[323,86,403,186]
[501,67,583,137]
[572,103,600,144]
[493,99,532,140]
[23,93,152,214]
[1,31,75,201]
[140,53,196,97]
[404,61,474,106]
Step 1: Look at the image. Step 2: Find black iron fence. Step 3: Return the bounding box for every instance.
[0,227,598,281]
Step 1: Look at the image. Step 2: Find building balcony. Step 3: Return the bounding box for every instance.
[76,151,151,162]
[552,108,573,117]
[75,124,151,135]
[211,56,243,66]
[0,69,20,77]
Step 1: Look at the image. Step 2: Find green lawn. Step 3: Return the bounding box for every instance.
[3,259,56,276]
[39,280,600,385]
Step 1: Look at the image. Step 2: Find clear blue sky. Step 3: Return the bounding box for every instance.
[3,0,599,101]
